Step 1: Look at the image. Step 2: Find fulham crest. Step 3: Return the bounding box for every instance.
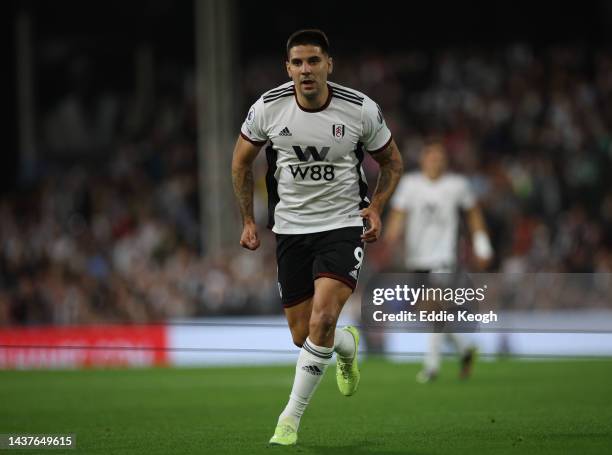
[332,124,345,142]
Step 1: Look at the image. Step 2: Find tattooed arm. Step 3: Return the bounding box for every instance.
[231,135,263,250]
[361,139,403,243]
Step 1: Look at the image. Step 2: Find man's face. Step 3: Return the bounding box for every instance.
[286,45,333,100]
[421,144,448,179]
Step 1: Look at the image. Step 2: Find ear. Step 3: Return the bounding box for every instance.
[286,60,292,78]
[327,56,333,75]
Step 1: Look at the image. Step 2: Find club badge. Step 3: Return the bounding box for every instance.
[332,124,345,142]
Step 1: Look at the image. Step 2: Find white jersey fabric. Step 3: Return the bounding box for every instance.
[240,81,392,234]
[390,172,476,270]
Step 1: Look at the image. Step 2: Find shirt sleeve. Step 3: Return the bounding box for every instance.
[240,97,268,146]
[390,175,411,211]
[457,176,477,209]
[360,96,392,154]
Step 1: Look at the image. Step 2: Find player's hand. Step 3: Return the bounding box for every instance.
[240,222,260,250]
[360,208,382,243]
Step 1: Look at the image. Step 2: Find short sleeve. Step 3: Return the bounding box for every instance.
[457,177,476,209]
[390,175,411,211]
[360,97,392,154]
[240,97,267,146]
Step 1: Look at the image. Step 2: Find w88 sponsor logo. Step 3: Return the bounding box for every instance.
[289,145,335,181]
[289,164,335,181]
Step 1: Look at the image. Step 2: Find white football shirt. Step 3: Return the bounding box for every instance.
[390,172,476,270]
[240,81,392,234]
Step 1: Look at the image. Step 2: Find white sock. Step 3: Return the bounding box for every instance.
[424,332,443,373]
[333,328,355,358]
[279,337,332,429]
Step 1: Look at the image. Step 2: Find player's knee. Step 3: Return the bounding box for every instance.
[309,311,336,335]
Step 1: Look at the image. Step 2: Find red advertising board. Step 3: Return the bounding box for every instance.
[0,325,168,369]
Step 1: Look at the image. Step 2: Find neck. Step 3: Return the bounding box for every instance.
[424,171,442,180]
[296,84,329,110]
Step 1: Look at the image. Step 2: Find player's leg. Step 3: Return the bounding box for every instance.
[270,229,361,445]
[274,278,351,439]
[445,332,476,379]
[308,277,352,346]
[459,345,477,379]
[418,332,443,383]
[284,295,354,358]
[310,277,360,396]
[284,298,312,347]
[451,272,477,379]
[270,299,319,445]
[270,235,316,445]
[413,272,440,383]
[311,227,364,395]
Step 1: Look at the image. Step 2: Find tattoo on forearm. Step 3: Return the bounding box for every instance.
[376,167,396,196]
[232,167,255,223]
[372,143,403,209]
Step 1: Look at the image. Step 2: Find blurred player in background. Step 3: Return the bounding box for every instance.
[232,29,403,444]
[382,139,492,382]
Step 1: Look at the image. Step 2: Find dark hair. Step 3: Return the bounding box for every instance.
[423,136,445,148]
[421,137,447,154]
[286,29,330,57]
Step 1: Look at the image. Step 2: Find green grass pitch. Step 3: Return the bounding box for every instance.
[1,358,611,454]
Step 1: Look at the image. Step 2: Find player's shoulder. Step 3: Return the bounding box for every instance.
[443,172,469,186]
[261,81,295,105]
[399,171,422,190]
[329,81,367,107]
[440,173,472,194]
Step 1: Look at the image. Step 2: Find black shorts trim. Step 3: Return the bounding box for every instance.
[315,272,356,291]
[283,293,314,308]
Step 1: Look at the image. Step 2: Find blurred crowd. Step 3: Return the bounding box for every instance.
[2,44,612,325]
[0,62,278,326]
